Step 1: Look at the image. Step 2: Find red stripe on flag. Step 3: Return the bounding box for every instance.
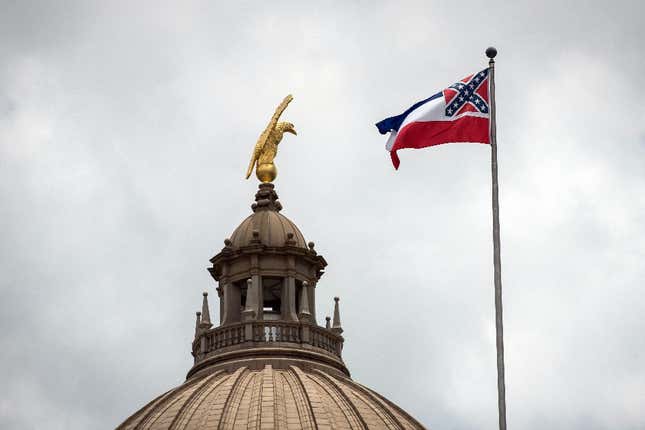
[390,116,490,169]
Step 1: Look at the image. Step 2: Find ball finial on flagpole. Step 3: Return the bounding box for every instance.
[486,46,498,59]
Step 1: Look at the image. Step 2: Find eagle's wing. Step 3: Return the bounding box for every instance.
[245,139,264,179]
[245,95,293,179]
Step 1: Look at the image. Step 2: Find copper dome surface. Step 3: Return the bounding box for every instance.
[117,364,423,429]
[229,210,307,249]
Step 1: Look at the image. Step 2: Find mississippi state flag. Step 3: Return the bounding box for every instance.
[376,69,490,169]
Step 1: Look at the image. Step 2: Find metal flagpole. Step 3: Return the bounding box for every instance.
[486,46,507,430]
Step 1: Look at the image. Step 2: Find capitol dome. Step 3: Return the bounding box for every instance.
[118,365,421,429]
[117,183,425,429]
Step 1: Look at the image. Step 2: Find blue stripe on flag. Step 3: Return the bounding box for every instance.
[375,92,443,135]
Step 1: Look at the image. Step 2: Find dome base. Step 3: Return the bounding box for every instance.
[187,344,349,380]
[117,363,426,430]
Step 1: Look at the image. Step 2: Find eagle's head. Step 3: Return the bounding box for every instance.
[278,122,297,136]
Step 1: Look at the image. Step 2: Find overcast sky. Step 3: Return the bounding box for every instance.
[1,1,645,429]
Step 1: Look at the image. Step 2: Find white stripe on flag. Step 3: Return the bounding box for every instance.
[385,130,397,152]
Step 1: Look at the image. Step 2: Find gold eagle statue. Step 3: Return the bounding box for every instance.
[246,94,297,183]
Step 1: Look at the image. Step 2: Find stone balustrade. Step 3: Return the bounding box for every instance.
[252,320,302,343]
[193,320,344,363]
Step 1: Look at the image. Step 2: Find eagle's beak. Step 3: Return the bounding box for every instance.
[287,128,297,136]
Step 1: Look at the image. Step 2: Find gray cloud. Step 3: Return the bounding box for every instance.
[1,1,644,429]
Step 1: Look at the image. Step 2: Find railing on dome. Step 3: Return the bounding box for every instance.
[252,321,302,343]
[309,325,341,355]
[193,320,344,362]
[202,322,246,350]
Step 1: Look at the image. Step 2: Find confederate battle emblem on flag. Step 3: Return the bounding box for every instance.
[443,69,489,117]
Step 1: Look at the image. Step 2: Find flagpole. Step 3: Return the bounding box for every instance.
[486,46,507,430]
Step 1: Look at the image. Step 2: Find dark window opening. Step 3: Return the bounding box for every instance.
[262,277,282,318]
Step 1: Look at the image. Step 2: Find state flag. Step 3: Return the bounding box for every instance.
[376,69,490,169]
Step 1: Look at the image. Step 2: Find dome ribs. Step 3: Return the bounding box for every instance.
[195,367,246,428]
[275,370,304,429]
[259,365,277,428]
[245,367,263,429]
[331,378,402,430]
[281,367,316,429]
[132,374,210,430]
[228,371,257,429]
[290,218,306,250]
[310,369,368,430]
[164,390,209,427]
[216,369,255,429]
[120,366,425,429]
[275,210,287,247]
[273,370,288,429]
[290,365,333,429]
[228,215,253,247]
[168,370,227,429]
[116,387,176,430]
[350,381,425,429]
[222,185,312,250]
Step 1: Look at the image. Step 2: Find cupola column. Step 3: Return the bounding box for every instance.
[282,277,298,321]
[216,286,224,325]
[241,278,255,341]
[298,281,311,343]
[282,255,298,321]
[298,281,311,321]
[216,242,241,326]
[219,264,229,325]
[253,273,263,320]
[308,280,317,324]
[250,255,264,320]
[220,281,239,325]
[220,265,242,325]
[243,278,258,321]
